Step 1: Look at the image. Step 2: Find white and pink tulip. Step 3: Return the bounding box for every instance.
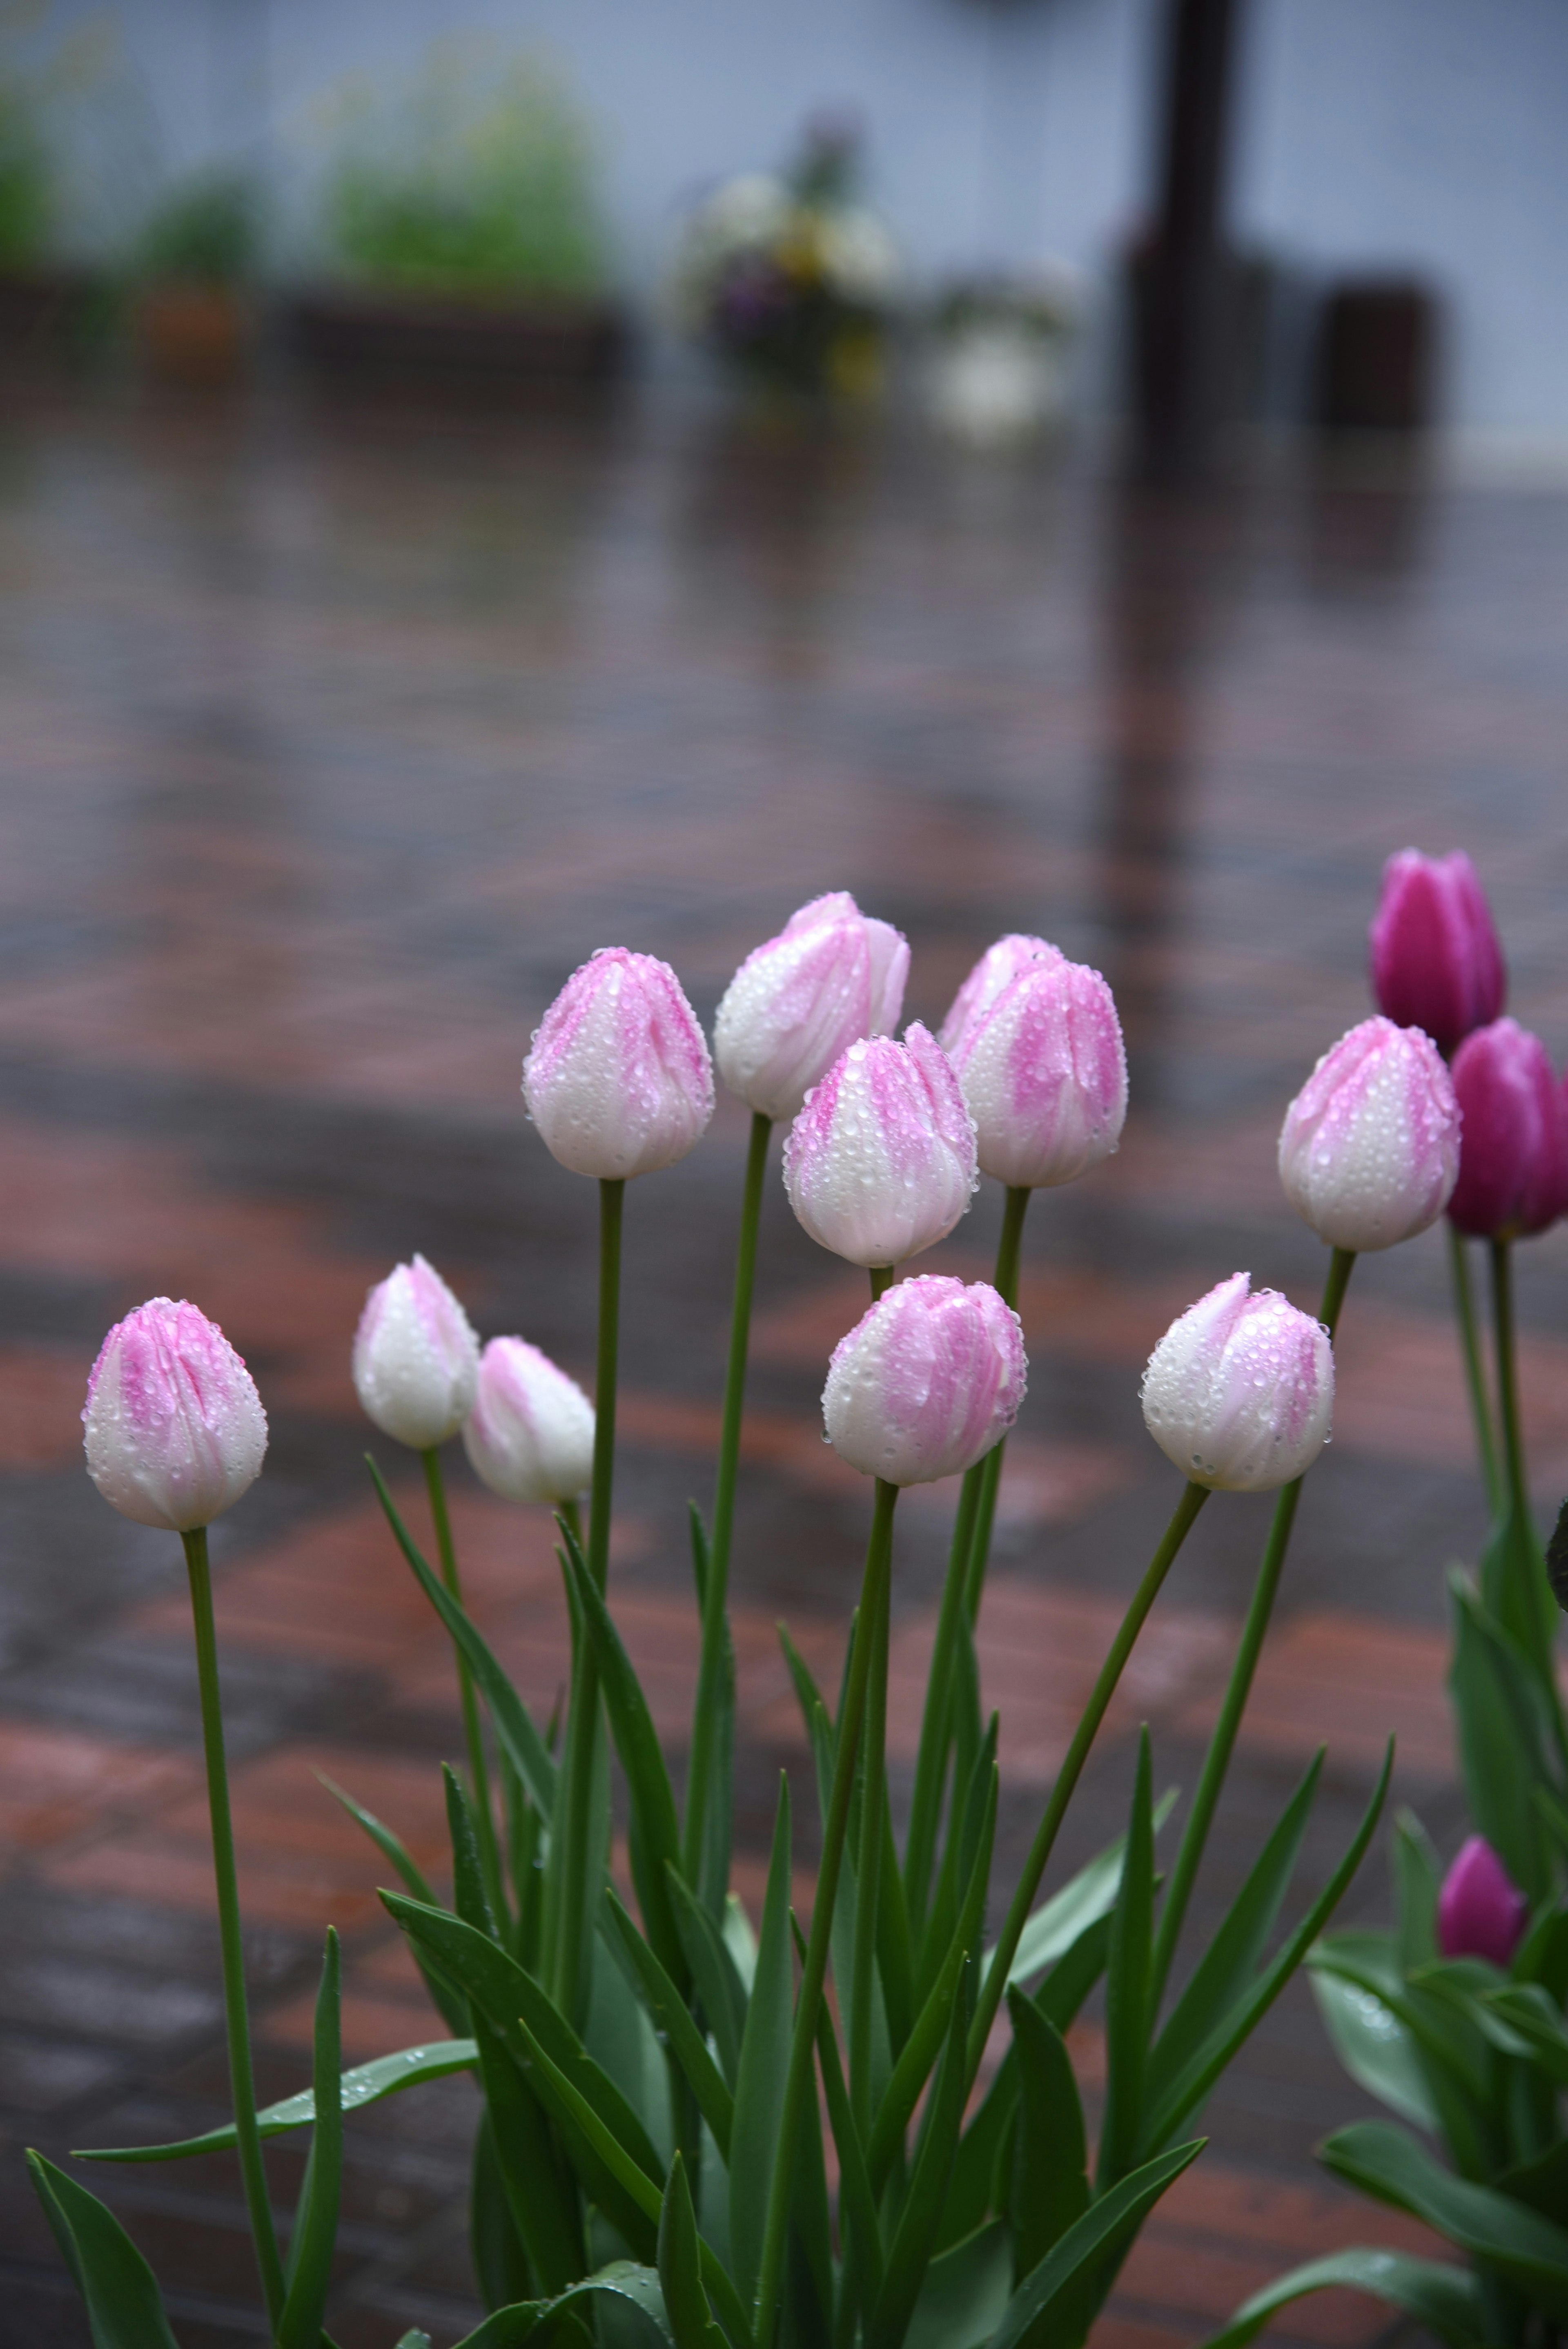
[462,1336,595,1506]
[1140,1272,1333,1493]
[714,890,909,1124]
[353,1254,480,1450]
[823,1274,1027,1485]
[523,947,714,1181]
[784,1023,977,1268]
[943,948,1127,1190]
[1278,1015,1460,1253]
[83,1297,268,1531]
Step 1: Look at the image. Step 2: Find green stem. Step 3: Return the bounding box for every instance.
[849,1537,891,2132]
[1488,1237,1563,1731]
[684,1112,771,1886]
[1148,1244,1356,2013]
[966,1478,1210,2088]
[870,1264,895,1301]
[1491,1237,1532,1536]
[1449,1224,1503,1518]
[423,1446,506,1928]
[902,1466,983,1933]
[961,1186,1031,1622]
[551,1177,624,2019]
[182,1528,286,2328]
[755,1478,898,2346]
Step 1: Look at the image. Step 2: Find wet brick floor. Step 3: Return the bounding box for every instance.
[2,384,1567,2345]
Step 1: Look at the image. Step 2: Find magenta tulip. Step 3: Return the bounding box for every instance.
[523,948,714,1180]
[84,1298,267,1531]
[1140,1273,1334,1492]
[784,1023,977,1268]
[823,1275,1026,1484]
[1447,1018,1568,1241]
[1437,1836,1528,1968]
[1370,849,1505,1056]
[714,891,909,1123]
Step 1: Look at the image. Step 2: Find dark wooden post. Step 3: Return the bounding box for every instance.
[1134,0,1245,480]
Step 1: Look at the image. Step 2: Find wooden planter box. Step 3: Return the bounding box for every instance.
[283,287,630,395]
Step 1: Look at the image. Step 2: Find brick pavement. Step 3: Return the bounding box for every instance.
[1,387,1566,2343]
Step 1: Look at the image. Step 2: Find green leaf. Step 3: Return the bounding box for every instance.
[471,2013,584,2297]
[777,1625,831,1759]
[75,2039,478,2162]
[1321,2119,1568,2319]
[1033,1913,1112,2036]
[905,2218,1012,2349]
[1482,1983,1568,2086]
[727,1777,793,2308]
[1497,2135,1568,2222]
[1140,1740,1393,2156]
[564,1540,687,1984]
[1098,1727,1155,2188]
[1199,2246,1486,2349]
[986,2139,1205,2349]
[866,1961,974,2349]
[722,1894,758,1995]
[991,1794,1177,1991]
[805,1928,883,2321]
[368,1456,557,1819]
[1007,1988,1089,2281]
[603,1890,735,2161]
[396,2333,434,2348]
[1392,1808,1441,1976]
[450,2262,676,2347]
[1307,1938,1494,2173]
[667,1865,749,2087]
[659,2153,725,2348]
[1307,1949,1438,2133]
[316,1770,468,2035]
[697,1618,737,1921]
[1147,1751,1323,2111]
[470,2106,535,2311]
[936,2055,1018,2255]
[445,1763,499,1940]
[1449,1575,1551,1903]
[278,1928,343,2349]
[26,2151,180,2348]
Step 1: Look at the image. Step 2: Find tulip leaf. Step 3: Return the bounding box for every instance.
[1321,2119,1568,2319]
[26,2150,180,2348]
[1448,1575,1551,1903]
[1392,1807,1442,1975]
[1307,1949,1438,2133]
[75,2039,479,2163]
[804,1921,882,2320]
[1481,1983,1568,2086]
[1497,2135,1568,2222]
[1199,2246,1487,2349]
[726,1777,793,2309]
[448,2262,675,2347]
[368,1457,557,1820]
[986,2138,1205,2349]
[470,2106,535,2311]
[666,1865,750,2088]
[278,1928,343,2349]
[1098,1727,1156,2189]
[316,1769,468,2035]
[989,1792,1177,1991]
[905,2218,1012,2349]
[866,1959,973,2349]
[658,2153,726,2348]
[471,2013,584,2298]
[603,1889,735,2161]
[444,1763,500,1941]
[1008,1987,1089,2282]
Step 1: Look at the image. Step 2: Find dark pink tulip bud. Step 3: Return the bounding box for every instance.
[1437,1836,1528,1968]
[1448,1019,1568,1241]
[1370,849,1505,1056]
[83,1298,267,1531]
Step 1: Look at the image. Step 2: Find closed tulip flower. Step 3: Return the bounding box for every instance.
[938,933,1063,1063]
[1437,1836,1528,1968]
[945,952,1127,1190]
[1278,1017,1460,1253]
[523,947,714,1180]
[353,1255,480,1450]
[84,1297,267,1531]
[1141,1273,1334,1492]
[714,891,909,1123]
[463,1337,595,1506]
[1370,849,1505,1056]
[1446,1018,1568,1241]
[824,1275,1026,1485]
[784,1024,977,1268]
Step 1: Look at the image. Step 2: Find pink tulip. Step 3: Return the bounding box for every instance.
[823,1275,1026,1485]
[1447,1019,1568,1241]
[83,1298,267,1531]
[1278,1017,1460,1253]
[784,1024,977,1268]
[1437,1836,1528,1968]
[462,1337,595,1506]
[1370,849,1505,1056]
[945,952,1127,1190]
[1140,1273,1333,1492]
[523,948,714,1179]
[714,891,909,1123]
[353,1255,480,1450]
[939,934,1064,1064]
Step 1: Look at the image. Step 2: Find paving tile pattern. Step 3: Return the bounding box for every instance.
[2,388,1567,2344]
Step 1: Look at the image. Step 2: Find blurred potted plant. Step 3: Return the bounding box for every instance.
[134,172,258,386]
[287,46,624,391]
[675,115,899,406]
[0,57,79,364]
[926,268,1078,449]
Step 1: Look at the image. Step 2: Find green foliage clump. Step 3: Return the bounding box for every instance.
[136,173,258,286]
[0,79,50,265]
[325,51,605,300]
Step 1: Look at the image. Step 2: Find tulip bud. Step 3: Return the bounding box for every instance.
[1278,1017,1460,1253]
[83,1297,267,1531]
[714,891,909,1123]
[784,1024,977,1268]
[1446,1018,1568,1241]
[1140,1273,1334,1493]
[823,1275,1026,1485]
[353,1255,480,1450]
[523,948,714,1180]
[1370,849,1505,1056]
[462,1336,595,1506]
[945,952,1127,1190]
[1437,1836,1528,1968]
[938,933,1063,1063]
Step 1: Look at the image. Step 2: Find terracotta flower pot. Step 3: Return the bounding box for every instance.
[137,284,250,388]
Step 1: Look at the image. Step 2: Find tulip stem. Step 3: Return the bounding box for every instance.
[1148,1244,1356,2016]
[685,1112,771,1893]
[423,1447,506,1929]
[869,1264,895,1300]
[755,1478,898,2347]
[967,1477,1210,2090]
[1488,1238,1562,1717]
[1449,1225,1502,1518]
[181,1528,286,2329]
[960,1185,1032,1622]
[902,1466,983,1934]
[849,1530,891,2131]
[551,1177,624,2021]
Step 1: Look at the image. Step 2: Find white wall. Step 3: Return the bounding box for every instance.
[28,0,1568,443]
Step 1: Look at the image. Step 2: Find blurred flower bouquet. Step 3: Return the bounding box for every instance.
[676,118,898,404]
[31,876,1567,2346]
